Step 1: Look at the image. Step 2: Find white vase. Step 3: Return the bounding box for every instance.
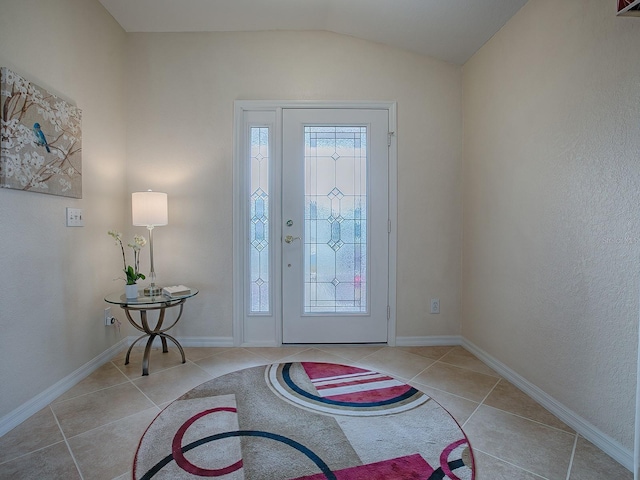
[125,284,138,299]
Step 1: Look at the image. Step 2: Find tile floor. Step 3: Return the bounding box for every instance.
[0,345,632,479]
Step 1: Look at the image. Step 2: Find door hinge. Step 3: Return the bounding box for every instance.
[387,131,395,146]
[388,219,391,233]
[387,305,391,320]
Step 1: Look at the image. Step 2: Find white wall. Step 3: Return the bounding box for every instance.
[124,31,463,342]
[3,0,638,461]
[0,0,127,418]
[462,0,640,451]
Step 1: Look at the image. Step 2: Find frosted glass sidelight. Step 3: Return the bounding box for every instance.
[250,127,270,313]
[304,126,367,313]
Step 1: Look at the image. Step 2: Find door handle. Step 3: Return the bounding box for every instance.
[284,235,301,244]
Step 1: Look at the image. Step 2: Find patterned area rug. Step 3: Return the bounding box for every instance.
[134,362,475,479]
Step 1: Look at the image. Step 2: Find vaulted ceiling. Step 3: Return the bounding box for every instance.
[98,0,528,65]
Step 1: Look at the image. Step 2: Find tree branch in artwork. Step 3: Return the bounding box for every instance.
[0,67,82,197]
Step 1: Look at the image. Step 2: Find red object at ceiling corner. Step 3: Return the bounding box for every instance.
[618,0,637,12]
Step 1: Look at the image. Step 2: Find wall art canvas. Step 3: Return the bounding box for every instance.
[1,67,82,198]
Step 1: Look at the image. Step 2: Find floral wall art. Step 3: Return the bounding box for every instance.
[0,67,82,198]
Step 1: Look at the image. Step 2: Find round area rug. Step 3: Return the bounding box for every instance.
[134,362,475,479]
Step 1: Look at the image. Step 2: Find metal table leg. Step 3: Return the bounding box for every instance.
[120,299,187,376]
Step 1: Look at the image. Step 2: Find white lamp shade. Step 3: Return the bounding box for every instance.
[132,191,168,226]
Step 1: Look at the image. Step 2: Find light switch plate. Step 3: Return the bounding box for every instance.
[66,207,84,227]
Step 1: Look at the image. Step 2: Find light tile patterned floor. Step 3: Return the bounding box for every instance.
[0,346,632,479]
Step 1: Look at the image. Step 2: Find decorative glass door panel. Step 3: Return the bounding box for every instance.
[249,127,270,313]
[282,109,388,344]
[304,126,367,314]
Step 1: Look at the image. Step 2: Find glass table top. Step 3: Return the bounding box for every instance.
[104,287,198,306]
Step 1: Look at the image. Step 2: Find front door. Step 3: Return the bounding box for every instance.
[281,108,389,343]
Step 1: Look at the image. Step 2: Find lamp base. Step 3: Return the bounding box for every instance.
[144,285,163,296]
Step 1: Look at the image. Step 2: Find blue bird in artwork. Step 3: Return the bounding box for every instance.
[33,122,51,153]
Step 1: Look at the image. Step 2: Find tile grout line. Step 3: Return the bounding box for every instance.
[436,359,502,379]
[409,356,501,387]
[461,377,501,429]
[0,439,67,467]
[473,448,550,479]
[109,358,166,407]
[411,380,481,405]
[565,433,579,480]
[50,371,131,405]
[240,346,309,363]
[63,406,161,442]
[458,377,575,434]
[5,347,622,479]
[97,357,192,406]
[407,358,440,383]
[49,405,85,480]
[316,349,382,364]
[0,359,137,470]
[189,357,219,377]
[49,359,131,405]
[113,356,201,386]
[127,369,170,408]
[473,402,578,436]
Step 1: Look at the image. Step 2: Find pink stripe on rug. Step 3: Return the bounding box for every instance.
[440,439,468,480]
[293,453,434,480]
[312,372,388,387]
[302,362,370,380]
[316,380,405,398]
[302,362,414,403]
[321,385,415,403]
[313,375,398,390]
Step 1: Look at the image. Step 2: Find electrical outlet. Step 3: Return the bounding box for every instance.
[430,298,440,314]
[66,207,84,227]
[104,307,114,326]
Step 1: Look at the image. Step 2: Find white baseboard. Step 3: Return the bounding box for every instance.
[240,341,280,347]
[133,336,235,348]
[0,339,128,437]
[395,335,463,347]
[461,338,633,471]
[0,336,233,437]
[2,333,633,472]
[175,336,235,347]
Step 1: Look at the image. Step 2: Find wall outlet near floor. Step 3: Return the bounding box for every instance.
[104,307,114,326]
[430,298,440,314]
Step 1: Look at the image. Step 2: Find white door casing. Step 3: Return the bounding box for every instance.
[233,101,397,347]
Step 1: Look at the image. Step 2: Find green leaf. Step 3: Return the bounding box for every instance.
[124,266,137,285]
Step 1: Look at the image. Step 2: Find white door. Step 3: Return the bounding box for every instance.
[282,108,389,343]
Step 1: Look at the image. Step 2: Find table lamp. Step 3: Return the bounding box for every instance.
[132,190,168,296]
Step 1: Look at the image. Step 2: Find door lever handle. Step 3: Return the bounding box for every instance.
[284,235,301,244]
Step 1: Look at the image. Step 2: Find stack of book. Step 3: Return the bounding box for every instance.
[162,285,191,297]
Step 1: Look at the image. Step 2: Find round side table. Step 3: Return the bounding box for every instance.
[105,288,199,376]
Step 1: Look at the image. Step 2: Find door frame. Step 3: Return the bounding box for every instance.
[232,100,397,347]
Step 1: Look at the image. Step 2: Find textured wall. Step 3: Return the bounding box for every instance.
[462,0,640,450]
[0,0,127,418]
[124,30,463,341]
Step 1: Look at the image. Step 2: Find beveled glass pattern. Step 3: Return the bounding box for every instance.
[304,126,367,313]
[250,127,270,313]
